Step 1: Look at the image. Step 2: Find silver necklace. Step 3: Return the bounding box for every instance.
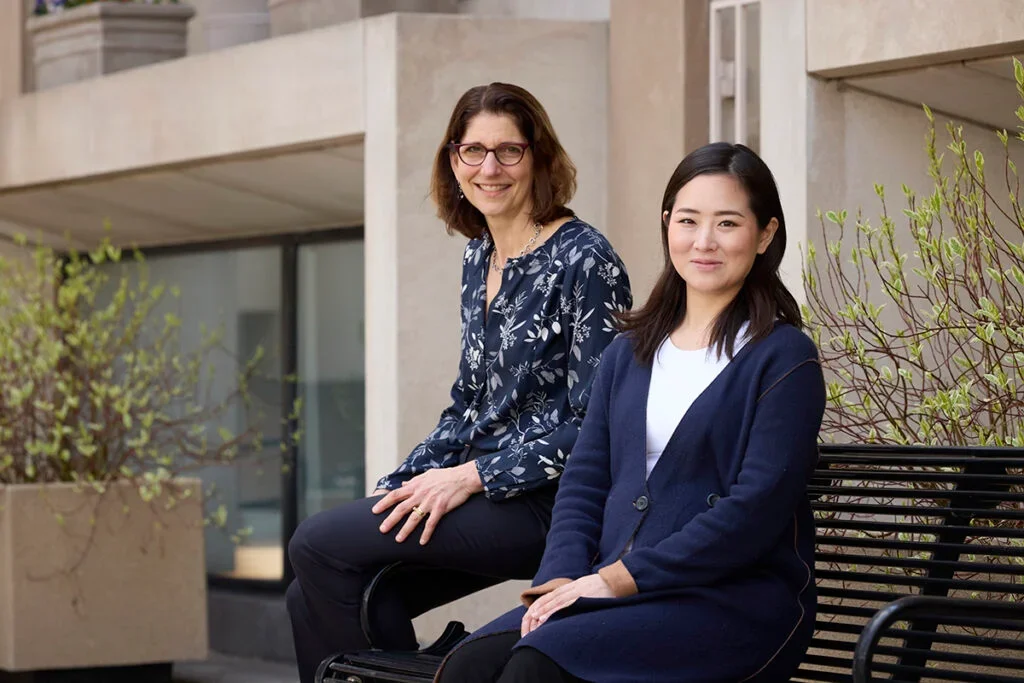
[490,222,542,273]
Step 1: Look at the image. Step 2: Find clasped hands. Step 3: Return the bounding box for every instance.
[520,574,615,637]
[371,462,483,545]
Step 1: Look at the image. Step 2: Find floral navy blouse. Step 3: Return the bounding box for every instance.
[377,218,632,501]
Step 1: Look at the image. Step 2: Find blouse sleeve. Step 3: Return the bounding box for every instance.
[476,247,632,501]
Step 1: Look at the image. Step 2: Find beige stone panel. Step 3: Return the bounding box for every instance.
[807,0,1024,78]
[0,21,364,190]
[458,0,610,20]
[0,185,195,246]
[363,14,401,492]
[846,58,1022,134]
[0,480,207,670]
[608,0,708,305]
[413,580,528,642]
[0,238,33,266]
[60,173,325,232]
[0,147,364,249]
[804,78,846,259]
[760,0,808,303]
[816,88,1024,249]
[0,2,26,101]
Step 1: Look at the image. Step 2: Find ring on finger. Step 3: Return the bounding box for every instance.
[411,505,427,519]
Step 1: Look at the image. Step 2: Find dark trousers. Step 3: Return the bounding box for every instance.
[286,490,554,683]
[438,631,588,683]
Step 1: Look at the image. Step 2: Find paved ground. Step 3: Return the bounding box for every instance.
[173,654,298,683]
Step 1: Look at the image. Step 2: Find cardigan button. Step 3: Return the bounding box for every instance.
[633,495,649,511]
[706,493,720,508]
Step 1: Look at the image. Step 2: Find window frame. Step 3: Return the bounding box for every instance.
[709,0,760,148]
[135,226,365,593]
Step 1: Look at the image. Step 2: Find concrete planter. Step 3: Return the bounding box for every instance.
[268,0,457,37]
[199,0,270,51]
[0,479,208,672]
[268,0,360,36]
[26,2,195,91]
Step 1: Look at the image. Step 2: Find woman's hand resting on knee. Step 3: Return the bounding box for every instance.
[521,575,615,637]
[371,463,484,545]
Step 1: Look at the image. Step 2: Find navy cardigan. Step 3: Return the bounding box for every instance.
[450,324,827,683]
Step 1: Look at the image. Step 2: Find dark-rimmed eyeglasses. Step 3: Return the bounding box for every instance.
[448,142,530,166]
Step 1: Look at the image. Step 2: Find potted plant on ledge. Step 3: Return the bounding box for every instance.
[0,235,298,677]
[26,0,195,91]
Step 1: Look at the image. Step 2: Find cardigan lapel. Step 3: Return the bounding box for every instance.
[620,354,653,480]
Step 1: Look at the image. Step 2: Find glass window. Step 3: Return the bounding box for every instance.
[94,230,365,585]
[296,239,365,521]
[106,247,286,581]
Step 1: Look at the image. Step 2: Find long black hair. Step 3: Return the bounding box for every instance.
[618,142,801,365]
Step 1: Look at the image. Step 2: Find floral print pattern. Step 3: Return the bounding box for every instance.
[377,219,632,501]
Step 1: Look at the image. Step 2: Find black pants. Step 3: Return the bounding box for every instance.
[438,631,588,683]
[286,489,554,683]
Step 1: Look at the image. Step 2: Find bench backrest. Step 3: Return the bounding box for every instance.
[800,445,1024,682]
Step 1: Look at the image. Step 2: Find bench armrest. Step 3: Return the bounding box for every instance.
[853,595,1024,683]
[360,562,407,647]
[360,562,498,649]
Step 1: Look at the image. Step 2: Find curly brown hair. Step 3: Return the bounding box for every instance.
[430,83,577,240]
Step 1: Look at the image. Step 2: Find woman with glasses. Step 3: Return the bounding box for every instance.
[435,143,825,683]
[285,82,632,683]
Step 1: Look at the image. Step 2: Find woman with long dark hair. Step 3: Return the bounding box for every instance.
[436,142,825,683]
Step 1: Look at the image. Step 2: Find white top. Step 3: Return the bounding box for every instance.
[644,328,748,479]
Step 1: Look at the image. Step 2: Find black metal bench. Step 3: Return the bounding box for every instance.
[318,445,1024,683]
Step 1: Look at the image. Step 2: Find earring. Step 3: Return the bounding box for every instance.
[457,184,464,200]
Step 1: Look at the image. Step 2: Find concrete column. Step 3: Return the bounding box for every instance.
[607,0,709,304]
[363,14,402,495]
[0,2,27,99]
[758,0,809,303]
